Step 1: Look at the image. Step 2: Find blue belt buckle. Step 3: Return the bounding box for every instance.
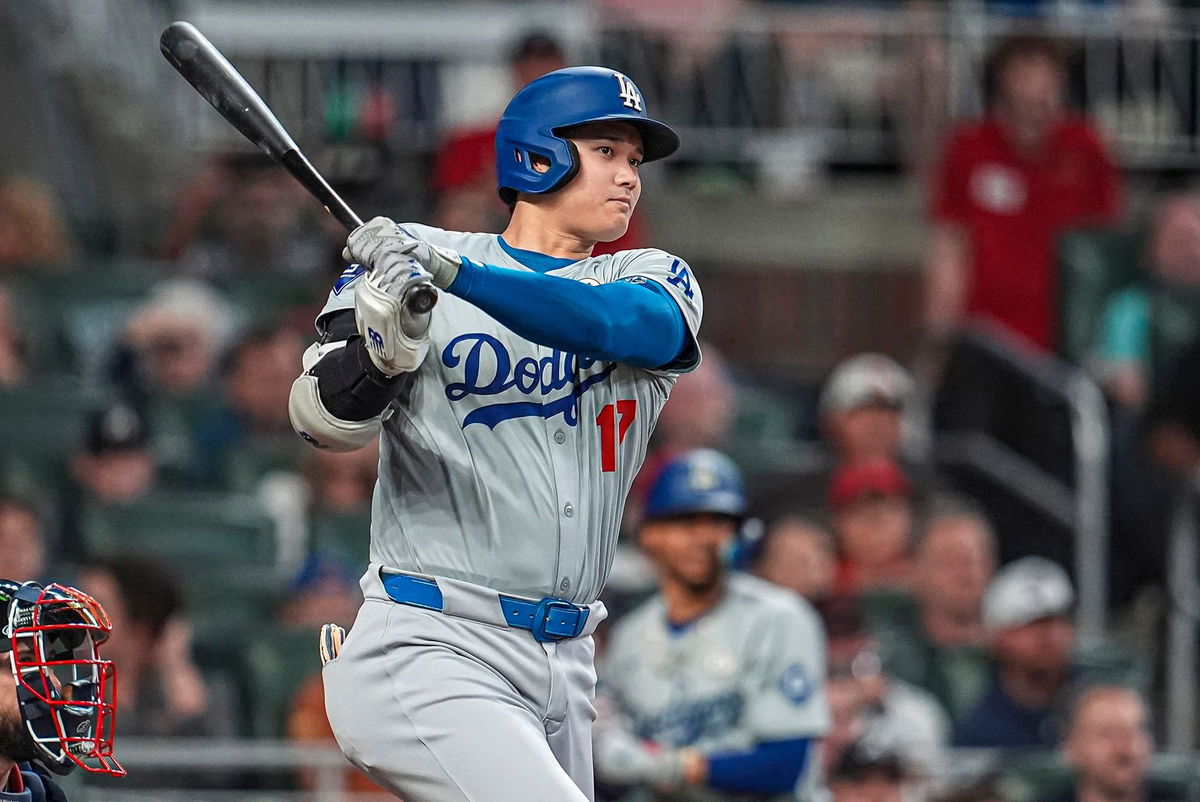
[530,598,589,643]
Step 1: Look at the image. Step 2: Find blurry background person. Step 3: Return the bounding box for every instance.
[595,450,829,800]
[822,597,949,787]
[924,36,1121,352]
[78,554,231,740]
[1053,685,1182,802]
[0,177,72,269]
[828,459,915,596]
[828,737,910,802]
[752,514,837,605]
[820,353,914,471]
[870,496,996,721]
[0,497,46,584]
[168,152,340,282]
[70,403,157,505]
[191,324,303,487]
[952,556,1077,749]
[109,279,235,407]
[0,287,28,387]
[1090,188,1200,412]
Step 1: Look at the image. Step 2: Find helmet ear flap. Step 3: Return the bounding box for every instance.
[499,140,581,205]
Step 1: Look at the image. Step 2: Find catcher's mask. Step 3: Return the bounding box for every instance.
[0,580,123,776]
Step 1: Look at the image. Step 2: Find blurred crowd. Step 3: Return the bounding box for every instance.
[4,13,1200,802]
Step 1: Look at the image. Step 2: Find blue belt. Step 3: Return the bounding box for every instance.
[381,573,591,643]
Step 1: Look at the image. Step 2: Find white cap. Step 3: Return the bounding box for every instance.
[819,353,913,419]
[982,556,1074,631]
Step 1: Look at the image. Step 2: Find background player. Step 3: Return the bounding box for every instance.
[594,449,830,801]
[288,67,701,801]
[0,579,124,801]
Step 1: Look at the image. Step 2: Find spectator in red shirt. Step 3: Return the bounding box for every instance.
[924,36,1122,352]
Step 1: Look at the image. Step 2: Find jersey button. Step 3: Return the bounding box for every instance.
[553,430,566,444]
[563,503,574,518]
[559,578,571,593]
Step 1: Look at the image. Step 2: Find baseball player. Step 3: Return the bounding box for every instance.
[0,579,124,801]
[594,450,830,802]
[288,67,700,801]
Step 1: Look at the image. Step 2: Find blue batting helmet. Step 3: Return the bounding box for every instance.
[644,449,747,521]
[495,66,680,202]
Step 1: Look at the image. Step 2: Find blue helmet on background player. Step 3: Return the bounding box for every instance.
[644,449,747,522]
[642,449,758,571]
[495,66,680,203]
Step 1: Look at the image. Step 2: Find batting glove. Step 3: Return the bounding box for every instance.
[344,216,462,290]
[353,258,433,376]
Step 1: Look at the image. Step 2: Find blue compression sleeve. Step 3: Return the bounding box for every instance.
[446,259,687,368]
[706,738,810,795]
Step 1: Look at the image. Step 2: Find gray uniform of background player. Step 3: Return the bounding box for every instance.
[596,573,830,801]
[318,223,703,801]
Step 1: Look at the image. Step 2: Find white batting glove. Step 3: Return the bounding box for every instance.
[353,256,433,376]
[343,216,462,290]
[594,726,686,788]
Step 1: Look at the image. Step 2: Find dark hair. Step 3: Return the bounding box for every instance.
[85,554,183,640]
[508,31,564,65]
[220,323,285,378]
[984,35,1067,107]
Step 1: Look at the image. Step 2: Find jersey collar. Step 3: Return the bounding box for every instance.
[497,236,581,274]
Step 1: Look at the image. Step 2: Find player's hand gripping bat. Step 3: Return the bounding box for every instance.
[159,21,437,315]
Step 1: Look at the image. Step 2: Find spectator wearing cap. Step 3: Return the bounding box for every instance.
[951,556,1077,749]
[1051,686,1183,802]
[71,403,157,504]
[868,496,996,720]
[820,354,914,471]
[828,736,910,802]
[829,459,915,596]
[822,598,949,791]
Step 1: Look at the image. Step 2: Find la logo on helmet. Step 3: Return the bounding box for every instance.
[614,73,642,112]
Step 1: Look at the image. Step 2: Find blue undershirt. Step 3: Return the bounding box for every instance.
[706,737,811,794]
[444,237,688,369]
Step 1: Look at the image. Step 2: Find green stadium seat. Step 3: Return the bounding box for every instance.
[0,379,108,468]
[246,628,325,738]
[1057,227,1141,366]
[82,490,278,568]
[310,510,372,563]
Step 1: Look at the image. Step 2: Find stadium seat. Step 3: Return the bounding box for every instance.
[246,628,325,738]
[1057,227,1141,367]
[310,510,373,563]
[82,490,278,567]
[0,379,108,469]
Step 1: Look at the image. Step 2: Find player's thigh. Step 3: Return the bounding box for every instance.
[324,602,589,802]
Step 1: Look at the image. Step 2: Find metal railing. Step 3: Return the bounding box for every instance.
[932,326,1110,647]
[169,3,1200,169]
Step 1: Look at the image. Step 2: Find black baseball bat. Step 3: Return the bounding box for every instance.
[159,21,437,314]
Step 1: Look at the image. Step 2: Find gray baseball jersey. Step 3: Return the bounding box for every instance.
[597,573,830,801]
[316,223,703,602]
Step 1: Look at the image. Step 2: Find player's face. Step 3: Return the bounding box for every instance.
[640,513,737,592]
[540,122,644,243]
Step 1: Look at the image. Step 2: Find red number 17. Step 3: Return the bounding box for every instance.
[596,400,637,472]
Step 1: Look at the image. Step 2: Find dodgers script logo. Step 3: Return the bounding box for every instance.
[442,333,614,429]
